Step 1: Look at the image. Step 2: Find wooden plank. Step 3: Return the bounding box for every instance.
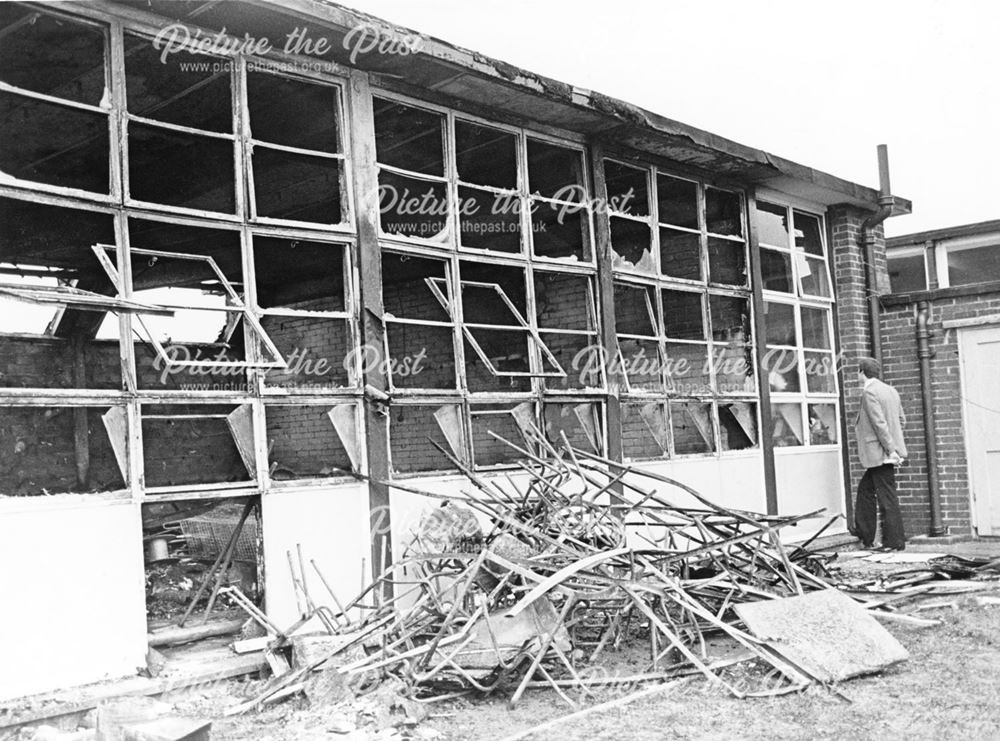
[734,588,909,683]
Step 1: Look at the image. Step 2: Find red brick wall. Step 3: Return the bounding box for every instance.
[879,293,997,536]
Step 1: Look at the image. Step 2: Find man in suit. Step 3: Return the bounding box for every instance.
[854,357,908,551]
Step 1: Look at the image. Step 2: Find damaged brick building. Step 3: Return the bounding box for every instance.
[0,0,911,701]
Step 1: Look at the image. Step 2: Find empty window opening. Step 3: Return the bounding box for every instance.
[455,120,517,190]
[142,496,262,643]
[708,237,747,286]
[534,271,600,390]
[252,148,344,224]
[124,33,232,133]
[705,187,742,237]
[253,237,347,314]
[671,401,714,455]
[382,252,456,391]
[374,98,445,176]
[265,404,355,481]
[127,122,236,213]
[378,170,448,241]
[622,401,668,460]
[0,405,126,496]
[0,5,107,105]
[141,404,255,490]
[611,217,653,272]
[262,315,351,390]
[659,228,701,281]
[247,71,340,153]
[604,161,649,218]
[526,139,585,202]
[0,198,125,388]
[530,201,588,260]
[0,91,110,193]
[544,402,601,454]
[458,185,522,253]
[389,403,463,474]
[661,289,705,341]
[657,175,698,231]
[719,402,757,451]
[772,403,804,447]
[471,403,530,468]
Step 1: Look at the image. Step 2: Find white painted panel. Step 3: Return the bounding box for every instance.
[959,327,1000,535]
[622,453,767,514]
[774,448,847,541]
[0,498,147,702]
[261,484,371,630]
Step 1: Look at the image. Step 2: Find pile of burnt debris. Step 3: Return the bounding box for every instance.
[220,427,1000,733]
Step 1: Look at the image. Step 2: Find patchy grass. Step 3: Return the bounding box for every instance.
[431,602,1000,741]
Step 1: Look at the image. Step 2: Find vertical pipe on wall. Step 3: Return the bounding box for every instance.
[861,144,895,362]
[916,300,946,536]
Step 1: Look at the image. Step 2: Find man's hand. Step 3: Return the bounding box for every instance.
[888,451,903,466]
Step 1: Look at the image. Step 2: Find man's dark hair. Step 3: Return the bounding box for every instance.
[858,357,881,379]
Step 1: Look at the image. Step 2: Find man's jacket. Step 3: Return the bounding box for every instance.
[855,378,907,469]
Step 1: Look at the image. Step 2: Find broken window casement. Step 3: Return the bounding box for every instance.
[375,99,449,242]
[0,6,110,196]
[425,272,567,382]
[265,402,358,481]
[381,251,457,391]
[0,196,134,388]
[534,270,602,391]
[251,235,356,392]
[807,403,838,446]
[543,402,602,454]
[471,402,533,468]
[622,401,669,460]
[247,70,348,226]
[140,404,257,491]
[389,403,465,474]
[772,402,805,448]
[719,401,758,451]
[614,281,662,392]
[123,32,236,214]
[0,404,127,497]
[671,401,715,456]
[95,242,286,373]
[755,199,838,450]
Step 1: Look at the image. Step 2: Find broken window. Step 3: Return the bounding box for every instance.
[382,251,456,391]
[760,249,794,293]
[526,138,585,202]
[708,237,747,286]
[611,217,654,273]
[710,294,753,394]
[123,33,236,213]
[0,197,126,389]
[378,170,449,241]
[0,405,127,496]
[123,220,285,390]
[659,228,701,281]
[142,496,261,625]
[374,98,445,176]
[808,404,838,445]
[621,401,668,460]
[458,185,522,253]
[0,7,110,195]
[657,175,698,231]
[772,403,804,447]
[671,401,714,455]
[264,403,356,481]
[614,281,662,392]
[389,403,464,474]
[456,120,517,190]
[247,71,347,225]
[719,402,758,451]
[471,402,531,468]
[534,271,601,390]
[705,188,742,237]
[543,402,601,454]
[661,289,710,393]
[141,404,256,490]
[252,235,354,392]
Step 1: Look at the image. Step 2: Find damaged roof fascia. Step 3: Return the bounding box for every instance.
[96,0,910,212]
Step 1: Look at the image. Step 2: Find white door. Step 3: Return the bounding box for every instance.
[959,326,1000,535]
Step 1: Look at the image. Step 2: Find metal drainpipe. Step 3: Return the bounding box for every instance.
[916,301,946,536]
[861,145,895,362]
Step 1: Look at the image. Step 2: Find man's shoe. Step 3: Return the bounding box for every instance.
[875,545,905,552]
